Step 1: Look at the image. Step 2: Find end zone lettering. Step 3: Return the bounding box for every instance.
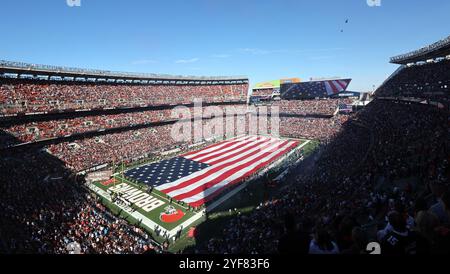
[109,183,164,212]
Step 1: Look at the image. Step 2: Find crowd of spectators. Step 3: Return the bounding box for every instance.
[3,53,449,255]
[275,98,351,116]
[0,93,353,171]
[47,124,179,172]
[376,58,450,103]
[199,99,449,254]
[46,113,256,172]
[1,104,249,147]
[1,109,172,146]
[253,98,353,141]
[43,103,353,172]
[1,99,353,148]
[1,78,448,255]
[251,88,274,97]
[4,98,446,254]
[0,79,248,115]
[0,148,163,254]
[279,115,350,142]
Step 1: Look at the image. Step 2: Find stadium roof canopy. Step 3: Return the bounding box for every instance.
[390,35,450,64]
[0,60,248,84]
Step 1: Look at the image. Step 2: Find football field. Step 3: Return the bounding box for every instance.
[88,135,313,248]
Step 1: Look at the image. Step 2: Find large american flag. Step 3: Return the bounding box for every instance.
[125,136,300,207]
[281,79,352,99]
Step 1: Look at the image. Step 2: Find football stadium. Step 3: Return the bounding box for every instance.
[0,1,449,265]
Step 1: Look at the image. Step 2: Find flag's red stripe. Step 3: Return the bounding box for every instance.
[172,141,292,201]
[180,136,250,157]
[200,137,272,165]
[189,137,258,161]
[161,140,279,194]
[187,141,299,207]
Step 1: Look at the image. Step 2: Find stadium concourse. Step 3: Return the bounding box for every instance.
[1,33,450,255]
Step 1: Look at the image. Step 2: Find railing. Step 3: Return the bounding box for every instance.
[390,35,450,63]
[0,60,248,81]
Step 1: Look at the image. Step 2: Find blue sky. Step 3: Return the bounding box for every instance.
[0,0,449,92]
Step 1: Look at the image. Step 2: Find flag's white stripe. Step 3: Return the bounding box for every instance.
[188,136,258,161]
[155,138,278,191]
[181,141,297,203]
[166,140,285,197]
[183,135,249,159]
[200,137,272,164]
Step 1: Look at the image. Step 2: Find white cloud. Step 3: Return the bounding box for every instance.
[175,58,199,64]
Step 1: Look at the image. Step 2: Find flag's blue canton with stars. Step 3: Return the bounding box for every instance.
[281,81,328,99]
[124,157,210,187]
